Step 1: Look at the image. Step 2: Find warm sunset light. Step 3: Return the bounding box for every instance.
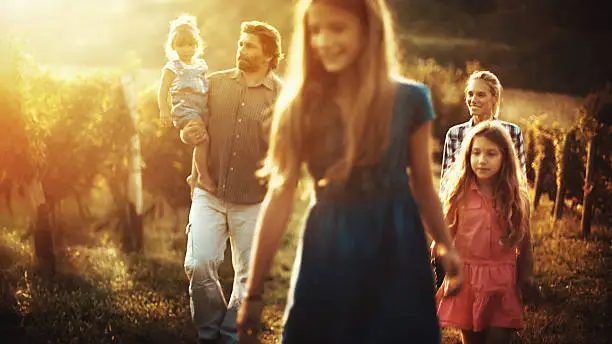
[1,0,155,69]
[0,1,610,344]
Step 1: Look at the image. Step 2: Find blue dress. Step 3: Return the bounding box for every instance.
[281,80,441,344]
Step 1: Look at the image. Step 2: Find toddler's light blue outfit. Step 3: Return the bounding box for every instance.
[162,58,209,128]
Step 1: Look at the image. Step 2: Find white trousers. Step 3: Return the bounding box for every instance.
[184,188,261,342]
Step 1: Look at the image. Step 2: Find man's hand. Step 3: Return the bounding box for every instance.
[159,110,172,127]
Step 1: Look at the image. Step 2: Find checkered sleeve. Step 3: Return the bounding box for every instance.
[504,122,527,179]
[513,126,527,178]
[440,130,454,180]
[440,127,461,193]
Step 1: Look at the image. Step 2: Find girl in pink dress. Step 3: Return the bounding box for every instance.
[434,120,536,344]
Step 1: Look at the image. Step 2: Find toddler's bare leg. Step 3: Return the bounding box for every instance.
[182,117,213,197]
[193,139,215,193]
[187,149,198,199]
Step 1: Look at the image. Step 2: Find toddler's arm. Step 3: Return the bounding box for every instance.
[158,68,175,127]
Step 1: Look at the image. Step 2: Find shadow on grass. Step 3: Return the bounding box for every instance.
[0,241,28,343]
[0,236,202,344]
[522,209,612,344]
[124,239,236,303]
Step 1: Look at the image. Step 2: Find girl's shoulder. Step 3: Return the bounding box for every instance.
[162,59,208,74]
[393,76,430,100]
[194,58,208,67]
[189,58,208,71]
[162,59,183,74]
[391,76,436,125]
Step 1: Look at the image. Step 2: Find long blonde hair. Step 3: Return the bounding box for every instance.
[441,121,529,247]
[261,0,401,188]
[164,14,204,61]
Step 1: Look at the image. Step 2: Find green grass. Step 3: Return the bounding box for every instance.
[0,189,610,344]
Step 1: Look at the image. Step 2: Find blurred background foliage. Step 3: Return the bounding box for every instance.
[1,0,610,234]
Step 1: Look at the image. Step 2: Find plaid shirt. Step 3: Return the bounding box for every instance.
[440,119,526,189]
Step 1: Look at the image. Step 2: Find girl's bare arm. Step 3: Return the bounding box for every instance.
[245,175,299,297]
[408,122,454,251]
[158,68,174,125]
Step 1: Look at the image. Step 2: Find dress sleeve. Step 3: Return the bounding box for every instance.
[413,83,436,128]
[162,60,179,74]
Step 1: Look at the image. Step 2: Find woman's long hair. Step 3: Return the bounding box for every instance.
[259,0,401,189]
[440,121,529,247]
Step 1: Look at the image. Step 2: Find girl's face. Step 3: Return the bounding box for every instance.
[470,135,503,182]
[465,79,495,119]
[307,3,364,74]
[175,42,196,63]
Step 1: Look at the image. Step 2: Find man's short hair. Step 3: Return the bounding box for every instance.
[241,21,283,70]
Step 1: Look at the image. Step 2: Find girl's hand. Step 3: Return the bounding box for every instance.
[440,247,463,297]
[237,295,264,344]
[430,240,438,258]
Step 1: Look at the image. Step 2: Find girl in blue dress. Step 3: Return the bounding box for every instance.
[238,0,463,343]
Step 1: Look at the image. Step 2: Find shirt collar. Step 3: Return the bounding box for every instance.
[467,117,499,128]
[230,68,276,90]
[469,179,480,191]
[468,180,495,205]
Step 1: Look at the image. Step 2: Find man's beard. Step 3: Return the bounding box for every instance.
[237,56,258,72]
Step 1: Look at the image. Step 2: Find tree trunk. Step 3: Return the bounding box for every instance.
[121,73,144,253]
[554,132,572,219]
[33,202,56,275]
[533,159,545,209]
[74,192,90,219]
[581,133,599,238]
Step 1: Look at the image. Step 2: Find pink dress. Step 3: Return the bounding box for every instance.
[436,183,524,332]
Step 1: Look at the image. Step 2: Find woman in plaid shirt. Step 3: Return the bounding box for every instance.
[440,71,526,190]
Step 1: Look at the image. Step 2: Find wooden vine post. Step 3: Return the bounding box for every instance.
[553,131,573,220]
[120,73,144,253]
[580,83,611,237]
[581,132,598,237]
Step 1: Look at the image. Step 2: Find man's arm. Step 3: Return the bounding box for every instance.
[261,77,283,145]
